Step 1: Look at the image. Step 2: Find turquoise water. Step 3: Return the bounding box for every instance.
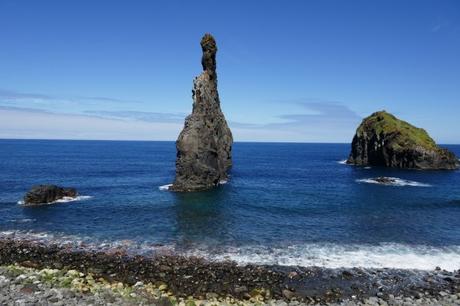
[1,139,460,270]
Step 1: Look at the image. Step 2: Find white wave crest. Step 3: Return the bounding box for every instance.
[0,230,175,256]
[55,195,92,203]
[2,230,459,271]
[185,243,460,271]
[356,177,431,187]
[159,184,173,191]
[17,195,92,205]
[337,160,348,164]
[9,218,36,223]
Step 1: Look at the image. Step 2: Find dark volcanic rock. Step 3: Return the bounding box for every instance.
[373,177,397,184]
[347,111,459,170]
[0,239,459,303]
[23,185,77,205]
[171,34,233,192]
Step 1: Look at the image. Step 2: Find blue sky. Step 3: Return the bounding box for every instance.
[0,0,459,142]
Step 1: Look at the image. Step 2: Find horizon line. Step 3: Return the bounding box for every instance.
[0,138,459,146]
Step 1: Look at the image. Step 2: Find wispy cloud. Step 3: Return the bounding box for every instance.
[229,99,362,142]
[74,96,143,104]
[231,99,361,129]
[0,105,52,113]
[0,89,141,105]
[0,105,186,125]
[431,21,450,33]
[0,105,182,141]
[271,101,360,127]
[0,89,54,100]
[1,96,362,142]
[228,121,261,129]
[84,110,186,123]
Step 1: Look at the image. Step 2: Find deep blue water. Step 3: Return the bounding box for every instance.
[1,139,460,269]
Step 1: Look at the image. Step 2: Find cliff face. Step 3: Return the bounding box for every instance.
[171,34,233,192]
[347,111,458,170]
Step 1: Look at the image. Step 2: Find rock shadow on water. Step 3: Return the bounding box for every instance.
[448,199,460,206]
[171,186,234,250]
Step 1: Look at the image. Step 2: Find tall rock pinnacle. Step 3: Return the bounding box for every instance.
[201,33,217,77]
[171,34,233,192]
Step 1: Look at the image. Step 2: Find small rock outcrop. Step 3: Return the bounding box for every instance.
[372,177,397,184]
[23,185,78,205]
[347,111,458,170]
[171,34,233,192]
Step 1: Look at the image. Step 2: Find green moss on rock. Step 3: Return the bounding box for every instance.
[356,111,437,151]
[348,111,458,170]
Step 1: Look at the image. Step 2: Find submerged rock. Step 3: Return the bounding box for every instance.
[23,185,77,205]
[347,111,459,170]
[373,177,397,184]
[171,34,233,192]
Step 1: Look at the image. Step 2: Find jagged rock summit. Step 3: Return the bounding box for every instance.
[171,34,233,192]
[347,111,458,170]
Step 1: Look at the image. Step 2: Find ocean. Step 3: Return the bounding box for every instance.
[1,139,460,271]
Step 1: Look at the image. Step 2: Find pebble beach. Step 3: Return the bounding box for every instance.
[1,238,459,305]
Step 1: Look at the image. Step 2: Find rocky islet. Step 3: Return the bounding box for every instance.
[23,185,78,206]
[347,111,458,170]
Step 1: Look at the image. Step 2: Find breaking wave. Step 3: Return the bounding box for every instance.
[17,195,92,205]
[337,160,348,164]
[8,218,36,223]
[159,184,173,191]
[54,195,92,203]
[159,181,227,191]
[1,230,459,271]
[356,177,431,187]
[185,243,460,271]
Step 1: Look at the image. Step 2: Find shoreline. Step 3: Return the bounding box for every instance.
[1,238,459,305]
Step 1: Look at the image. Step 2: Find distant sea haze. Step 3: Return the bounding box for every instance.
[1,139,460,270]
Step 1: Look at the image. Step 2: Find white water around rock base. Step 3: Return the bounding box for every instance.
[17,196,93,206]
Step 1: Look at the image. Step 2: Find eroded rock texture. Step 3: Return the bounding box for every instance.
[347,111,458,170]
[171,34,233,192]
[24,185,78,205]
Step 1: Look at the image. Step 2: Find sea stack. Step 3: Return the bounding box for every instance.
[347,111,458,170]
[23,185,78,205]
[171,34,233,192]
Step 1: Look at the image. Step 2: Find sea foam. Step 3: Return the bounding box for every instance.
[17,195,92,205]
[159,184,173,191]
[184,243,460,271]
[54,195,92,203]
[2,229,459,271]
[8,218,36,223]
[159,181,227,191]
[356,177,431,187]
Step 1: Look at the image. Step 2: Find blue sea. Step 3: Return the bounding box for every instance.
[1,139,460,270]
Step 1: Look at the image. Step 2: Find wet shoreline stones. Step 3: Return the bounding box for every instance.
[1,264,459,306]
[0,239,459,305]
